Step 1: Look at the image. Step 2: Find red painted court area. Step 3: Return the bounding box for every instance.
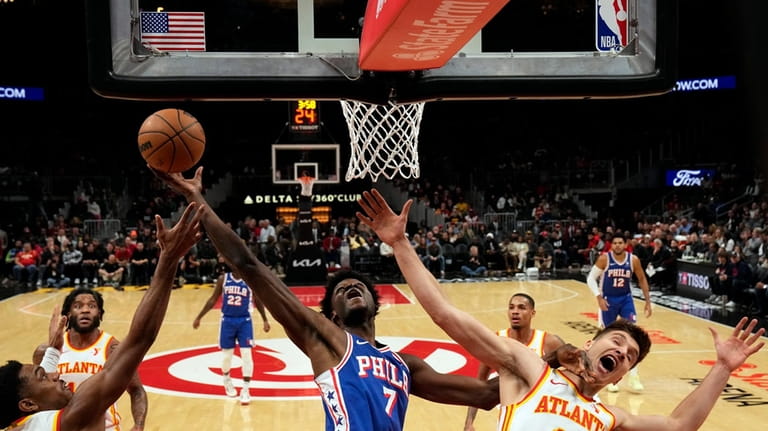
[215,284,411,309]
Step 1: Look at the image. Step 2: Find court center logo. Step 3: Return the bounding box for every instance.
[139,337,479,399]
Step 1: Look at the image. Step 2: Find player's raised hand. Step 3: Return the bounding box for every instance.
[546,344,597,383]
[149,165,204,199]
[155,202,204,260]
[356,189,412,246]
[47,305,67,351]
[710,317,765,371]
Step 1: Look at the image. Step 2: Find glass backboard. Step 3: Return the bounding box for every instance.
[86,0,677,103]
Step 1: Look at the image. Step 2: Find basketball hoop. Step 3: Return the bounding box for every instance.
[340,100,424,182]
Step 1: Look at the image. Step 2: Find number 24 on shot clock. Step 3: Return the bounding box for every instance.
[290,99,320,133]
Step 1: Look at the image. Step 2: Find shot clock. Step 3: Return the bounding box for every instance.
[290,99,320,133]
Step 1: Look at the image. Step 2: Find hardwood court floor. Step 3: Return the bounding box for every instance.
[1,279,767,431]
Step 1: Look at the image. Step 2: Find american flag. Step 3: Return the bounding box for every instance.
[140,11,206,52]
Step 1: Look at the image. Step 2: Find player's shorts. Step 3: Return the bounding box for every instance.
[600,293,637,327]
[219,315,254,349]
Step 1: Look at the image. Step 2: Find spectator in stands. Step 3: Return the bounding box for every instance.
[263,235,285,277]
[347,228,370,262]
[13,241,40,289]
[115,236,136,283]
[633,234,653,270]
[37,238,60,288]
[550,229,568,269]
[86,196,102,220]
[62,241,83,285]
[196,237,218,282]
[130,241,152,286]
[532,245,553,274]
[744,227,763,269]
[723,252,753,309]
[747,256,768,316]
[80,241,101,286]
[379,237,398,276]
[99,253,124,290]
[412,233,427,260]
[321,231,342,268]
[510,231,529,272]
[482,232,502,271]
[258,219,276,254]
[179,249,203,285]
[647,239,674,290]
[460,244,488,278]
[4,240,23,277]
[43,253,70,288]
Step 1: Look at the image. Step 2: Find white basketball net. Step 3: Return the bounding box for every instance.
[340,100,424,182]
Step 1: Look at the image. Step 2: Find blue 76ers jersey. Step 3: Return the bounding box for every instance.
[600,252,633,297]
[315,332,411,431]
[221,272,252,317]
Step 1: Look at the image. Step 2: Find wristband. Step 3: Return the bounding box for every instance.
[40,347,61,373]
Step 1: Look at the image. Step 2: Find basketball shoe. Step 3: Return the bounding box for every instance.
[223,376,236,397]
[606,383,619,392]
[239,388,251,405]
[628,374,644,393]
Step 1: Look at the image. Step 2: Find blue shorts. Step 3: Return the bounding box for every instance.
[219,315,254,349]
[600,293,637,326]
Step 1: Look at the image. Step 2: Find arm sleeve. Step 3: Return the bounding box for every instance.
[586,265,603,296]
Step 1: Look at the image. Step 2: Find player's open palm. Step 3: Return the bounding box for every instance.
[710,317,765,371]
[357,189,412,246]
[150,165,205,198]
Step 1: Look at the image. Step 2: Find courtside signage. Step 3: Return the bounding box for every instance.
[595,0,629,52]
[358,0,509,71]
[665,169,716,187]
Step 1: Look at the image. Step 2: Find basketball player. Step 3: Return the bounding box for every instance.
[31,287,148,431]
[357,188,765,431]
[463,292,565,431]
[151,167,503,430]
[192,266,271,405]
[0,202,204,431]
[586,235,652,392]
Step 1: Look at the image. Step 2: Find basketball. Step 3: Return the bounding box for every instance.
[137,108,206,173]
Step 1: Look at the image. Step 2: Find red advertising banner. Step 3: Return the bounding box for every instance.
[359,0,509,71]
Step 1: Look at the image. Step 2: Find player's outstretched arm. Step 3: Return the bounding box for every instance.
[60,203,203,430]
[403,353,499,410]
[611,317,765,431]
[357,189,543,382]
[586,255,609,311]
[151,166,345,363]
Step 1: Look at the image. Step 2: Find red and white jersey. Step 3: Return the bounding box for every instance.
[8,410,61,430]
[59,331,122,430]
[496,367,615,431]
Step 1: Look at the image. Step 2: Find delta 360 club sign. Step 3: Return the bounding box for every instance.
[139,337,479,399]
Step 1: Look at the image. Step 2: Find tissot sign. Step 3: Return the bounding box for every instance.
[139,337,479,399]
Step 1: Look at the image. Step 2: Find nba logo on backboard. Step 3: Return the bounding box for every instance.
[596,0,629,52]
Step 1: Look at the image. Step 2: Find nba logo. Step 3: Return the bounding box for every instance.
[596,0,629,52]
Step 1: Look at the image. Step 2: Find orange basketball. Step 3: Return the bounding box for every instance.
[138,108,206,173]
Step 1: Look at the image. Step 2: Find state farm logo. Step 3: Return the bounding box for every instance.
[139,337,479,400]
